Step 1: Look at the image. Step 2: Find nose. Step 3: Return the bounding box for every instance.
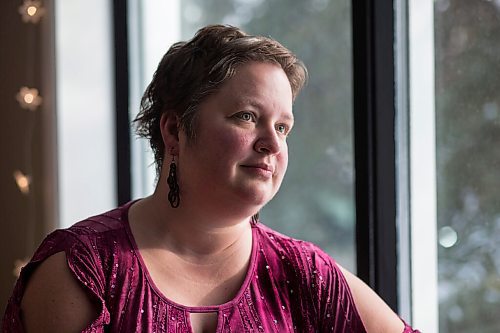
[254,127,281,155]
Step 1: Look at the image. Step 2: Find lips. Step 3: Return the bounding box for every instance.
[241,163,275,175]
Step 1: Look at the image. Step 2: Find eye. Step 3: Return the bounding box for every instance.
[235,111,256,122]
[276,123,290,135]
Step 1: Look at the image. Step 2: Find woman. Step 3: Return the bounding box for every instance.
[3,25,419,332]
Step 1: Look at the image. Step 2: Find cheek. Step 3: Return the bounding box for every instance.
[211,129,252,158]
[277,144,289,172]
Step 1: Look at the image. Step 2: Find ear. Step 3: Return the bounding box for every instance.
[160,112,180,155]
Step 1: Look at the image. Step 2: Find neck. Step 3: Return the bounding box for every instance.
[130,190,254,260]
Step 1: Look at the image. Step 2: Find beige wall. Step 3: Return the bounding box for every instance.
[0,0,57,315]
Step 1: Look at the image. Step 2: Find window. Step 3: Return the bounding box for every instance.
[125,1,500,331]
[408,0,500,331]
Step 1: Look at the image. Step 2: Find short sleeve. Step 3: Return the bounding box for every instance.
[2,229,111,332]
[310,248,367,333]
[310,246,420,333]
[65,231,111,331]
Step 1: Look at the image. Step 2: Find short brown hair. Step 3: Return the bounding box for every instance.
[134,24,308,176]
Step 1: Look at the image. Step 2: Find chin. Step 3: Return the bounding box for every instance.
[236,187,276,209]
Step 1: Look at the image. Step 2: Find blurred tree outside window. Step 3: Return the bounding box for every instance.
[180,0,356,271]
[435,0,500,331]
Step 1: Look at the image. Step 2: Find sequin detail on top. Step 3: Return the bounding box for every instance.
[2,201,420,332]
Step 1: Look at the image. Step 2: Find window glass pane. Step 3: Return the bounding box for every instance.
[180,0,356,270]
[56,0,116,227]
[435,0,500,331]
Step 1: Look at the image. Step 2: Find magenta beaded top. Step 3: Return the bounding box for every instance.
[3,202,419,332]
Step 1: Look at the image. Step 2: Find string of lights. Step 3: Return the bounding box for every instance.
[12,0,46,278]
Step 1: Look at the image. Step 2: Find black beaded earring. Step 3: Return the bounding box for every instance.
[167,155,180,208]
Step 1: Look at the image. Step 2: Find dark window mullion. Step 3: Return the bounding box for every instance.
[113,0,131,205]
[352,0,398,311]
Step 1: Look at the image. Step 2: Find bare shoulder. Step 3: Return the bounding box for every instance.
[20,251,100,332]
[338,265,404,333]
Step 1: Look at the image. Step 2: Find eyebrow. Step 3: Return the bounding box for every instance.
[243,99,295,122]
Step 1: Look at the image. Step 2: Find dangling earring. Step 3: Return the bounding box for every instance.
[167,155,180,208]
[251,212,259,224]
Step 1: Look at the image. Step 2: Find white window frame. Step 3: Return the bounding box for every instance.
[408,1,439,331]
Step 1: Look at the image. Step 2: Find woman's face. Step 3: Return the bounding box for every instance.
[177,62,294,216]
